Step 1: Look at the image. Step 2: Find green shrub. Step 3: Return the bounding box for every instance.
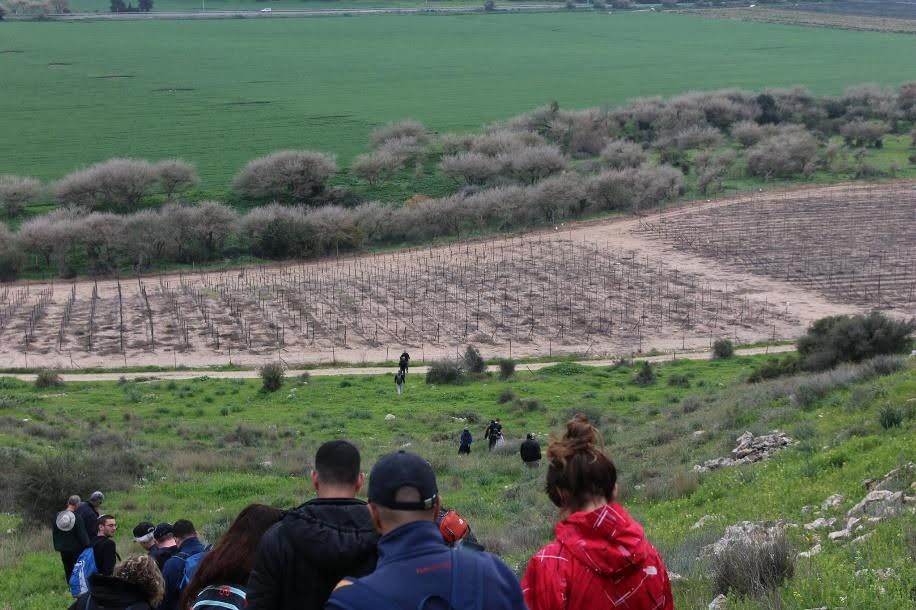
[34,369,63,389]
[712,534,795,597]
[748,356,799,383]
[259,362,285,392]
[797,312,915,371]
[667,373,690,387]
[498,358,516,380]
[632,361,656,386]
[426,360,464,385]
[497,388,516,404]
[879,405,903,429]
[680,395,703,414]
[712,338,734,359]
[463,345,486,374]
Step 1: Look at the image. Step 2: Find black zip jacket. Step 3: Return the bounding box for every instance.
[246,498,378,610]
[67,573,153,610]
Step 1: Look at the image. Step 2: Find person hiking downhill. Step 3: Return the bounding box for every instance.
[247,440,378,610]
[520,433,542,468]
[68,555,165,610]
[55,495,90,582]
[522,415,673,610]
[458,428,472,455]
[159,520,208,610]
[180,504,284,610]
[398,352,410,375]
[485,419,503,451]
[325,450,526,610]
[394,369,405,395]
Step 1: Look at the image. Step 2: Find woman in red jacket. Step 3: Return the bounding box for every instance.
[522,415,674,610]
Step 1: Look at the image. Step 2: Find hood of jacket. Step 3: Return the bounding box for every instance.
[283,498,378,569]
[554,503,654,576]
[86,573,150,607]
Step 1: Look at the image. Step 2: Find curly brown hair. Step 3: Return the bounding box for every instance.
[114,555,165,607]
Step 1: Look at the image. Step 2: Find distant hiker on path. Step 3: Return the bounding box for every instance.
[398,351,410,375]
[485,419,503,451]
[394,369,405,395]
[520,433,542,468]
[458,428,473,455]
[54,495,90,581]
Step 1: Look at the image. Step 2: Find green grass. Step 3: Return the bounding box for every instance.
[2,12,915,194]
[0,355,913,608]
[68,0,484,12]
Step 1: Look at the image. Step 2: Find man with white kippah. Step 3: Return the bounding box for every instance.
[53,495,90,581]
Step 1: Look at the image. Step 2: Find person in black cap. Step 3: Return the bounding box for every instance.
[151,523,178,570]
[325,450,526,610]
[133,522,156,552]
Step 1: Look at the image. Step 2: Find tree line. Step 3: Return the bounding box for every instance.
[2,82,915,281]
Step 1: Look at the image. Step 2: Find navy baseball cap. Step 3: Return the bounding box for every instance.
[153,523,173,541]
[368,451,438,510]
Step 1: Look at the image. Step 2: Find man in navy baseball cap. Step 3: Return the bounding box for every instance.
[326,450,525,610]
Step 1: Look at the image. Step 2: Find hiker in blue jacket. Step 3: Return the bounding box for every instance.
[325,450,526,610]
[159,519,208,610]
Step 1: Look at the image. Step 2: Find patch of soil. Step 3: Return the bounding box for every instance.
[225,100,272,106]
[95,74,135,79]
[152,87,195,92]
[48,62,73,67]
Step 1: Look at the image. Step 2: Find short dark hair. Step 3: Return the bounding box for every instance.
[172,519,196,539]
[97,514,115,526]
[315,440,361,486]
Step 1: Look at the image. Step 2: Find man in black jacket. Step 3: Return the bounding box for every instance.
[53,495,90,581]
[520,433,542,467]
[76,491,104,540]
[247,440,377,610]
[92,514,120,576]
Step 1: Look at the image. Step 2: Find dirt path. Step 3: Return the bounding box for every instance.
[0,345,795,382]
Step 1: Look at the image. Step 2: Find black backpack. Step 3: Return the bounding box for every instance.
[191,584,247,610]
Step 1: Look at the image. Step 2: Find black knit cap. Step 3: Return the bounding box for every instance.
[368,450,438,510]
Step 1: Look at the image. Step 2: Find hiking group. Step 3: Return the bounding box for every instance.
[53,415,672,610]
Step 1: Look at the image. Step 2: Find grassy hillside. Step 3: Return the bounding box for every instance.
[0,354,913,608]
[2,12,915,190]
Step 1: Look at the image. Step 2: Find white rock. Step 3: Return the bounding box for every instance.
[827,529,850,542]
[708,594,728,610]
[803,518,836,531]
[847,490,903,520]
[692,515,717,530]
[797,543,822,558]
[851,532,873,545]
[821,494,844,510]
[846,516,861,531]
[384,414,396,421]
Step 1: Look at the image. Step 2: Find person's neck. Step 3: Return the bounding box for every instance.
[316,486,358,499]
[560,497,608,520]
[159,539,177,548]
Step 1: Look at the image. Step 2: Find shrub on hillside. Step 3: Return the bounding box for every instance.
[497,388,516,403]
[632,361,656,386]
[232,150,337,204]
[463,345,486,374]
[712,534,795,598]
[796,312,915,371]
[712,339,734,359]
[601,139,647,170]
[34,369,63,389]
[439,152,504,185]
[14,450,144,524]
[500,144,566,184]
[0,175,42,217]
[498,358,515,380]
[747,356,799,383]
[0,225,24,282]
[879,406,903,429]
[426,360,464,384]
[746,130,818,179]
[731,120,766,147]
[350,150,403,186]
[155,159,200,200]
[53,158,158,212]
[369,120,429,151]
[840,119,889,148]
[259,362,285,392]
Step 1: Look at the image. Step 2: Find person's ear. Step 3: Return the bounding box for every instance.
[311,470,320,492]
[355,472,365,493]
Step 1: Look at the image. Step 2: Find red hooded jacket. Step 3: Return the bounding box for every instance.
[522,503,673,610]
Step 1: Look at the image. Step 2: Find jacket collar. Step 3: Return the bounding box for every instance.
[377,520,445,565]
[177,536,204,553]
